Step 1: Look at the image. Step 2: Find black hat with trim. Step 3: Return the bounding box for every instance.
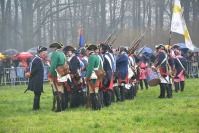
[63,46,75,53]
[37,46,47,53]
[86,44,97,51]
[171,44,180,49]
[49,42,64,49]
[155,44,165,50]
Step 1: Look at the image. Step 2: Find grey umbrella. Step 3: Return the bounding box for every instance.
[2,49,19,57]
[27,47,37,55]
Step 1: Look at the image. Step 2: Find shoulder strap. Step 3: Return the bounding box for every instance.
[176,57,186,70]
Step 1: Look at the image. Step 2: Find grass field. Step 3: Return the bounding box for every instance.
[0,78,199,133]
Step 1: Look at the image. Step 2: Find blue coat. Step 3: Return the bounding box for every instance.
[116,53,128,80]
[103,52,113,87]
[156,52,167,73]
[174,56,187,75]
[27,55,44,92]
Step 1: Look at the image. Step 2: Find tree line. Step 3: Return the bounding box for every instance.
[0,0,198,51]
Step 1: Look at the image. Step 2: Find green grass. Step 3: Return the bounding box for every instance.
[0,79,199,133]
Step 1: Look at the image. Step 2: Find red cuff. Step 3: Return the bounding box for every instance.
[48,73,54,79]
[86,78,90,83]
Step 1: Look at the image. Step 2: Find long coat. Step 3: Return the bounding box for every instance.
[116,53,128,80]
[86,53,101,86]
[27,55,44,92]
[103,52,114,88]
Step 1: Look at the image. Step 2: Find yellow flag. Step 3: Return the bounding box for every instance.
[171,0,184,34]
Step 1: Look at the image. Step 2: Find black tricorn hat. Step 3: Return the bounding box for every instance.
[155,44,165,50]
[101,44,111,51]
[49,42,64,49]
[37,46,47,53]
[63,46,75,52]
[171,44,180,49]
[86,44,97,51]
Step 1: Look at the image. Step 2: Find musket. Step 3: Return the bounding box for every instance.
[137,44,147,56]
[104,25,118,44]
[128,26,151,54]
[110,36,117,45]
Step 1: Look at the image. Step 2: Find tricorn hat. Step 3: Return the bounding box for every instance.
[37,46,47,53]
[155,44,165,50]
[171,44,180,49]
[49,42,64,49]
[63,46,75,53]
[86,44,97,51]
[101,44,111,51]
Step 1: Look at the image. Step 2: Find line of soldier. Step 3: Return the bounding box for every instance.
[26,42,187,112]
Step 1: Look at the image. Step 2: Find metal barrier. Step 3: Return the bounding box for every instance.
[187,61,198,78]
[0,66,49,86]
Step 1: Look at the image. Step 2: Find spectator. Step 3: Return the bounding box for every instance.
[10,65,16,86]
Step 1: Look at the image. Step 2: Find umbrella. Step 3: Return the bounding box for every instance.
[177,43,187,49]
[192,48,199,53]
[27,47,37,55]
[0,53,7,60]
[14,52,33,60]
[138,47,153,55]
[2,49,19,56]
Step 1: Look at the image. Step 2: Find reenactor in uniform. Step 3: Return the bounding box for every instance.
[85,44,101,110]
[48,42,67,112]
[63,46,82,108]
[100,44,114,107]
[26,46,47,110]
[173,49,187,92]
[116,47,129,102]
[154,44,171,98]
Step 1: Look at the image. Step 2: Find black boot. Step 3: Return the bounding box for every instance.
[33,96,40,110]
[61,93,66,110]
[104,90,112,107]
[56,92,62,112]
[166,84,172,98]
[169,84,173,98]
[158,83,165,98]
[129,85,134,100]
[33,92,41,110]
[120,86,125,102]
[174,82,179,92]
[134,83,138,97]
[180,81,184,92]
[111,88,115,102]
[144,79,148,90]
[114,86,120,102]
[99,89,104,107]
[140,80,143,90]
[90,93,100,110]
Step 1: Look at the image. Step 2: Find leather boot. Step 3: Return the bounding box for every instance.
[166,84,172,98]
[158,83,165,98]
[174,82,179,92]
[180,81,184,92]
[140,80,143,90]
[114,86,120,102]
[33,96,39,110]
[120,86,125,102]
[144,79,148,90]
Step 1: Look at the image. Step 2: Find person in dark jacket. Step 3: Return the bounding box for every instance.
[26,46,47,110]
[116,47,129,101]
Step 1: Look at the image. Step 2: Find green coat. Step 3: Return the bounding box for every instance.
[86,53,101,85]
[49,51,66,77]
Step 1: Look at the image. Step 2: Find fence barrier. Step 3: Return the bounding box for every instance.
[0,61,198,86]
[187,61,198,78]
[0,66,49,86]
